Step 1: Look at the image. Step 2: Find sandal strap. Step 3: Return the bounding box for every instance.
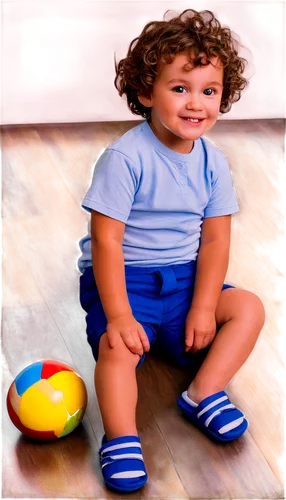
[197,397,232,420]
[196,391,229,414]
[196,391,245,435]
[99,436,146,480]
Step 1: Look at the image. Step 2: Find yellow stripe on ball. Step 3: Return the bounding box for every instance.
[18,379,67,435]
[48,371,87,416]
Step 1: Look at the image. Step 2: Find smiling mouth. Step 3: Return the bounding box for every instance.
[181,117,204,123]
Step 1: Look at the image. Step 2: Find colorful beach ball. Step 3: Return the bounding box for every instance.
[6,360,88,440]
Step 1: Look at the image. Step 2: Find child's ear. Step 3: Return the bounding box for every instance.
[138,93,153,108]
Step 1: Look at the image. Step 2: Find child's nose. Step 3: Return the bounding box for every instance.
[186,95,203,111]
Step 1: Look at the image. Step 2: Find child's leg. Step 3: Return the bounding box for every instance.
[95,332,149,492]
[95,332,140,441]
[80,268,156,490]
[187,288,265,402]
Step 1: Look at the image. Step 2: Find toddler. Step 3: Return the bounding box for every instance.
[78,9,265,493]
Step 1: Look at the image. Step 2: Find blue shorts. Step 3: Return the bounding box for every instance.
[79,262,235,367]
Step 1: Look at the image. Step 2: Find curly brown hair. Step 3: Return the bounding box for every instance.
[114,9,248,119]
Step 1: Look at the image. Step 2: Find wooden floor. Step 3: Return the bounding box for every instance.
[1,119,285,499]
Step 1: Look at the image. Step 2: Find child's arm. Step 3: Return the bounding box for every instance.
[91,210,150,356]
[185,215,231,353]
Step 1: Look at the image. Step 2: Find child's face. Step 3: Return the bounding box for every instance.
[139,52,223,154]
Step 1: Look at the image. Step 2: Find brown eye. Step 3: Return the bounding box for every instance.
[204,88,215,96]
[172,86,186,93]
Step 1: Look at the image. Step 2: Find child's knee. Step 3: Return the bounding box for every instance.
[98,332,140,367]
[234,290,265,331]
[243,291,265,328]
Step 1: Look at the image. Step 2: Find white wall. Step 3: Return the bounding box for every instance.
[1,0,285,125]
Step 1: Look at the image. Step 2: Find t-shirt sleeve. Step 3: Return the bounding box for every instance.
[204,150,239,218]
[82,148,139,223]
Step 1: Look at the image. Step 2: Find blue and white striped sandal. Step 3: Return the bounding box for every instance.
[177,390,248,442]
[99,435,148,492]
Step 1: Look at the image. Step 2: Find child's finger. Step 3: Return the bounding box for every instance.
[185,330,194,352]
[191,331,215,353]
[121,332,136,349]
[131,334,144,356]
[106,325,119,348]
[137,326,150,351]
[191,335,207,353]
[122,331,143,356]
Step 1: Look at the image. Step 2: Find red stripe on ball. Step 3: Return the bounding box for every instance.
[6,394,57,440]
[41,360,74,379]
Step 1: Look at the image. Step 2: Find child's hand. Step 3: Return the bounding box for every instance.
[106,314,150,357]
[185,308,217,353]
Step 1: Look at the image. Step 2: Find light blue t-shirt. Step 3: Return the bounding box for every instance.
[78,120,239,273]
